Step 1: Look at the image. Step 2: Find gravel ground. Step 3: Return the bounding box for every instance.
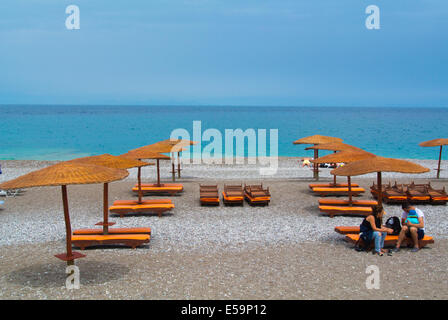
[0,159,447,299]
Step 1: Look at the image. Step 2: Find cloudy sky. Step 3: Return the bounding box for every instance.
[0,0,447,107]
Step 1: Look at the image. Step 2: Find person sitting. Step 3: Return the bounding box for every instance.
[359,206,394,255]
[392,202,425,253]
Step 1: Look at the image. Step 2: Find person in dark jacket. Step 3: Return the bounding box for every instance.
[360,206,394,256]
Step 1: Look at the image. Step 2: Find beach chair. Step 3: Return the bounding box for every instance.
[199,184,220,206]
[109,203,175,218]
[344,233,434,249]
[222,184,244,206]
[132,183,183,196]
[308,182,359,190]
[406,182,431,204]
[372,182,407,204]
[427,185,448,205]
[244,184,271,206]
[73,227,151,236]
[112,199,172,206]
[318,199,378,207]
[312,187,365,197]
[72,234,150,250]
[319,205,372,218]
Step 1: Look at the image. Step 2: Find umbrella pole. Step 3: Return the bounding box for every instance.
[61,185,75,265]
[313,148,319,180]
[103,183,109,235]
[348,176,352,206]
[171,153,176,182]
[138,166,142,204]
[157,159,161,187]
[377,172,383,208]
[178,151,181,178]
[437,145,442,179]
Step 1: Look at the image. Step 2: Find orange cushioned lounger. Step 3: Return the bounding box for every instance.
[334,226,360,235]
[319,205,372,218]
[309,183,359,189]
[245,194,270,205]
[222,192,244,202]
[134,183,184,189]
[72,234,150,250]
[73,227,151,235]
[109,203,174,218]
[312,187,365,196]
[345,234,434,248]
[132,184,183,195]
[113,199,172,206]
[201,198,219,204]
[409,196,431,201]
[318,199,378,207]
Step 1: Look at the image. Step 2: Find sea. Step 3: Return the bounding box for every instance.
[0,105,446,161]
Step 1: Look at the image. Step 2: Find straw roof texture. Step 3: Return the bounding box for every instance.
[311,151,375,164]
[305,142,364,152]
[121,147,171,160]
[330,157,430,177]
[419,138,448,147]
[68,154,154,169]
[293,135,343,145]
[0,162,129,190]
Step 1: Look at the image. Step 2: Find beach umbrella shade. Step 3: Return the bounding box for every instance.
[331,157,430,207]
[419,138,448,179]
[293,135,343,180]
[311,151,376,204]
[0,162,129,265]
[68,154,153,233]
[122,147,171,187]
[305,142,365,153]
[144,142,189,181]
[155,139,198,178]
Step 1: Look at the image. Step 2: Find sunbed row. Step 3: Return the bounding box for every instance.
[200,184,271,206]
[371,181,448,205]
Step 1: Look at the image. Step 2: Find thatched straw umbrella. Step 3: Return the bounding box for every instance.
[293,135,343,180]
[419,138,448,179]
[68,154,152,233]
[122,148,171,187]
[305,142,365,153]
[312,151,376,204]
[331,157,430,207]
[142,142,188,181]
[0,162,128,265]
[155,139,197,178]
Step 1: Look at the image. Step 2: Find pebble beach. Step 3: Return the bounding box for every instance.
[0,157,447,299]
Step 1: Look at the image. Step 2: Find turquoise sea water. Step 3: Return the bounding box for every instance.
[0,105,447,160]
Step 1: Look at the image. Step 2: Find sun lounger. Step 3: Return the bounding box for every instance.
[345,233,434,249]
[132,183,183,195]
[312,187,365,197]
[72,234,150,250]
[427,185,448,205]
[244,184,271,206]
[109,203,175,218]
[199,185,219,206]
[318,199,378,207]
[222,184,244,206]
[319,205,372,218]
[371,182,408,204]
[334,226,360,235]
[308,183,359,190]
[112,199,172,206]
[73,227,151,236]
[406,183,431,204]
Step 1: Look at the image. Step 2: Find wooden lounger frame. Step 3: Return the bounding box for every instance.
[73,227,151,236]
[244,184,271,206]
[109,203,174,218]
[132,183,183,196]
[312,187,365,197]
[345,233,434,249]
[318,199,378,207]
[308,182,359,190]
[72,234,150,250]
[200,184,219,206]
[222,184,244,206]
[319,205,372,218]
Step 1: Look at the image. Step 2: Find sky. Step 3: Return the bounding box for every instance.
[0,0,447,107]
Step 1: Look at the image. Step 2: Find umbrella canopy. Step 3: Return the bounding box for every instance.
[312,151,376,203]
[419,138,448,179]
[331,157,430,207]
[293,135,343,180]
[68,154,153,232]
[293,135,343,145]
[155,139,197,178]
[305,142,365,153]
[122,148,171,186]
[0,162,129,265]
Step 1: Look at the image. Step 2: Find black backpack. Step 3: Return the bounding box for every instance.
[385,216,402,235]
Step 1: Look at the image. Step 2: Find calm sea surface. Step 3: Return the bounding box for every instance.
[0,105,446,160]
